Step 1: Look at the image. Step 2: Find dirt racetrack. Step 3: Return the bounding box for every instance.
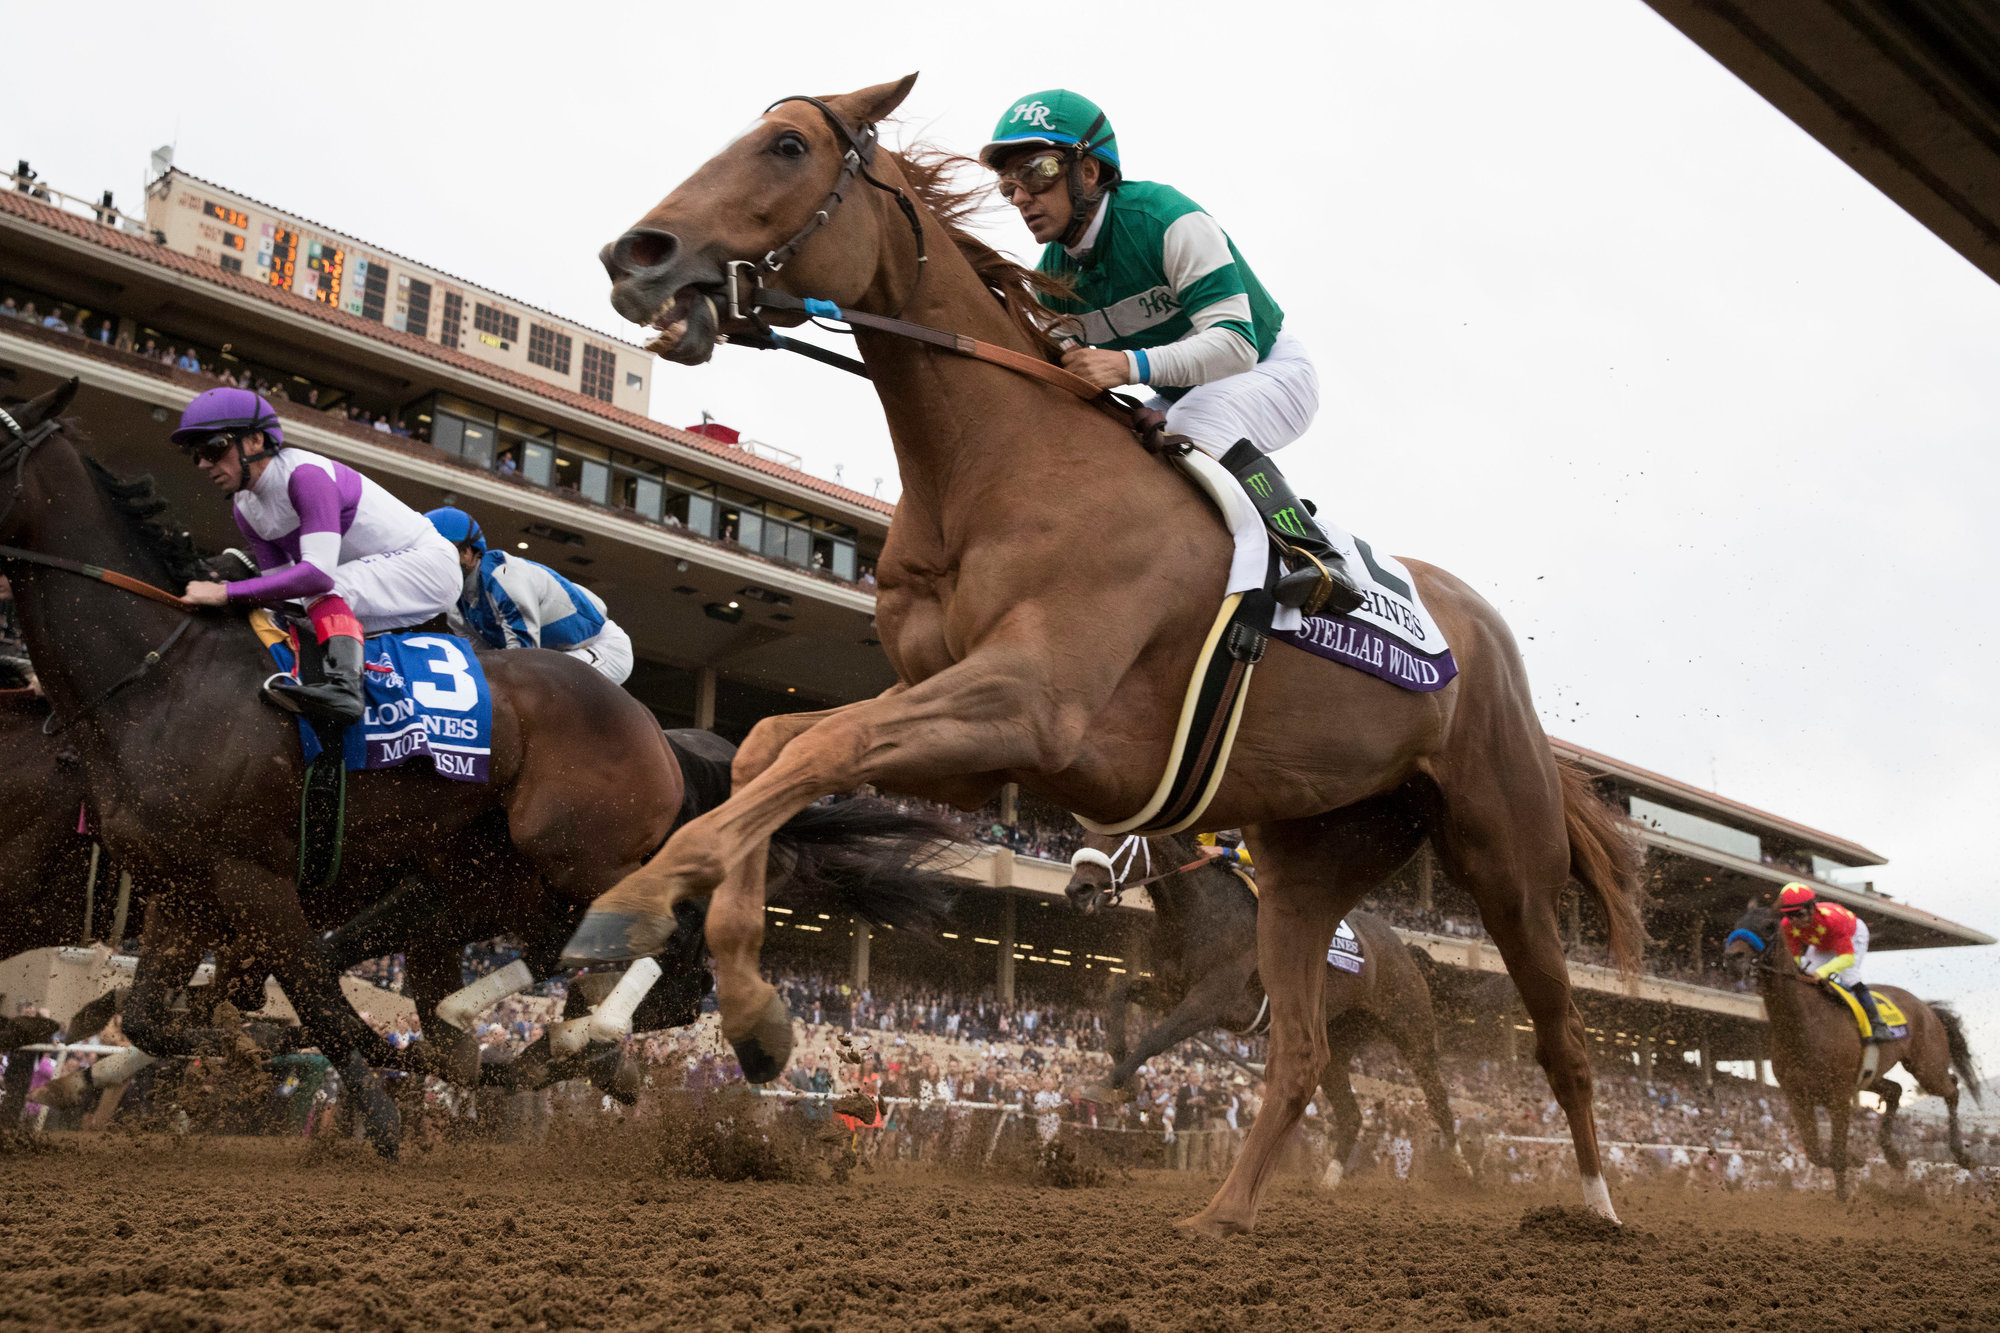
[3,1131,1996,1331]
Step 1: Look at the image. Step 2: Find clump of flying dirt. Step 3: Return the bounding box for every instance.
[651,1084,819,1183]
[1034,1135,1109,1189]
[1856,1179,1936,1213]
[977,1128,1115,1188]
[0,1126,67,1157]
[1518,1204,1628,1242]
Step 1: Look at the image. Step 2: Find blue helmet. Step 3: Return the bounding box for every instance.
[426,506,486,554]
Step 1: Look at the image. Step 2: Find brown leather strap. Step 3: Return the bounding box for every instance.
[0,543,190,612]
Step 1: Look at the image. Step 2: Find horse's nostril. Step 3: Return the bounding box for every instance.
[609,228,677,278]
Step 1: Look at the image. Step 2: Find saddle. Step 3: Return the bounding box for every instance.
[1824,979,1908,1044]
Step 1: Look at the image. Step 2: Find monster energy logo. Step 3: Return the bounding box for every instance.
[1244,471,1274,499]
[1271,507,1310,538]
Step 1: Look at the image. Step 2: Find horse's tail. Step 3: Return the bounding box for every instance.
[1555,752,1648,973]
[1933,1003,1982,1103]
[769,796,968,935]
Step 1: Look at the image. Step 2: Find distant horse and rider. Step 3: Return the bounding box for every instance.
[1063,830,1464,1184]
[582,73,1645,1234]
[1725,894,1980,1200]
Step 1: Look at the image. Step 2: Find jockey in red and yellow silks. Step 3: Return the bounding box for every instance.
[1777,882,1887,1038]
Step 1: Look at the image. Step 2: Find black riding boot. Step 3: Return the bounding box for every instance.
[265,633,366,726]
[1218,440,1364,617]
[1851,981,1886,1041]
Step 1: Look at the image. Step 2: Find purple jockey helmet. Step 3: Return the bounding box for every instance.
[169,387,285,449]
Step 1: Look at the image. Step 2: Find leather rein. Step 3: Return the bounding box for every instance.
[719,95,1116,408]
[0,405,198,734]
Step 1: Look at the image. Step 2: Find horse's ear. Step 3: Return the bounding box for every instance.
[18,377,80,427]
[833,73,919,128]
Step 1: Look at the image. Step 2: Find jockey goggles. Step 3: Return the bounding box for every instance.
[995,151,1070,199]
[181,431,244,464]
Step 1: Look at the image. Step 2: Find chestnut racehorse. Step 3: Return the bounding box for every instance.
[580,75,1644,1233]
[1725,902,1980,1199]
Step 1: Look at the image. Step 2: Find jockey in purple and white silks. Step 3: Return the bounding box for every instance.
[173,387,460,724]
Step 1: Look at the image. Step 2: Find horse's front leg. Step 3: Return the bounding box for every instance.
[1091,967,1253,1099]
[564,652,1098,1080]
[731,684,908,789]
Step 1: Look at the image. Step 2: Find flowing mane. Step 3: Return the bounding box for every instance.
[81,453,207,589]
[895,148,1069,359]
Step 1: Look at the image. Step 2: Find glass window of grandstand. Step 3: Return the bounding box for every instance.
[417,393,499,469]
[553,433,611,504]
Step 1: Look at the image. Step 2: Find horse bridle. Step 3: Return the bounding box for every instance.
[723,95,928,325]
[1069,834,1212,908]
[717,96,1135,409]
[0,405,62,531]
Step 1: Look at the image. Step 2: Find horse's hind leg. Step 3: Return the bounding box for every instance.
[1315,1027,1364,1190]
[1179,805,1424,1237]
[1431,757,1616,1220]
[1870,1076,1906,1171]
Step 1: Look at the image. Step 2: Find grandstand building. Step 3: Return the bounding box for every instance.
[2,156,1989,1080]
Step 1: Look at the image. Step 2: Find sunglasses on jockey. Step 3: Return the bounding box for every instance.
[995,151,1070,200]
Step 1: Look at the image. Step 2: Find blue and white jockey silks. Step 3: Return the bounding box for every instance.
[225,448,461,633]
[449,550,633,684]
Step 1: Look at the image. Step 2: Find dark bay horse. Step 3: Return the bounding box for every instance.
[1725,903,1979,1199]
[0,380,957,1153]
[581,74,1644,1233]
[1064,832,1462,1183]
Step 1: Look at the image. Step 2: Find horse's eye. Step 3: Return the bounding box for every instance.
[773,133,807,160]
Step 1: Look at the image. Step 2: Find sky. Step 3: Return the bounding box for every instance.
[13,3,2000,1066]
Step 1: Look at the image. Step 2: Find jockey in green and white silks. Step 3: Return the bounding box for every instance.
[981,89,1361,618]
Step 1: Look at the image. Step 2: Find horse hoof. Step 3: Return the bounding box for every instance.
[1319,1160,1345,1191]
[560,909,672,966]
[727,991,794,1085]
[584,1043,642,1107]
[345,1053,401,1161]
[1174,1209,1249,1239]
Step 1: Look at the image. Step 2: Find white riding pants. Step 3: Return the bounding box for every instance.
[1148,331,1320,632]
[324,535,463,634]
[1142,330,1320,460]
[566,619,634,685]
[1802,917,1869,984]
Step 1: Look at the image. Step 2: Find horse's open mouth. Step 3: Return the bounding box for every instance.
[645,287,722,365]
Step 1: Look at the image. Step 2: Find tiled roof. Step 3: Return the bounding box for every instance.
[1551,735,1886,866]
[165,170,654,356]
[0,185,895,519]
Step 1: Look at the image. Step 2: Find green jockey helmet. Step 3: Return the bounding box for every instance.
[979,90,1120,177]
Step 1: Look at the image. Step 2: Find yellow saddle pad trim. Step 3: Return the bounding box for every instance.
[248,608,289,652]
[1830,982,1905,1038]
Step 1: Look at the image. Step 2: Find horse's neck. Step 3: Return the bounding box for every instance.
[1758,948,1808,1028]
[11,443,194,715]
[847,195,1140,525]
